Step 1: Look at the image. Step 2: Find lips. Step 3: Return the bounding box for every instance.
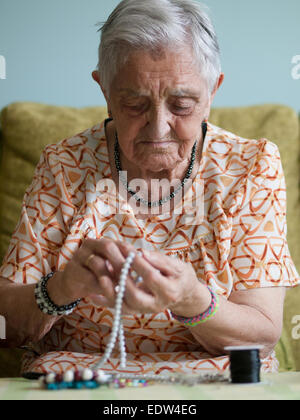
[141,141,175,147]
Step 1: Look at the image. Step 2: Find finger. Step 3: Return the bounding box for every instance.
[97,274,116,302]
[81,251,109,277]
[101,241,169,312]
[131,255,168,296]
[96,275,161,314]
[126,252,184,312]
[123,284,160,313]
[114,241,143,260]
[116,241,180,278]
[96,267,149,312]
[142,249,182,277]
[105,259,115,276]
[89,294,111,308]
[115,242,168,296]
[82,239,150,305]
[111,241,149,288]
[83,238,127,277]
[92,295,116,311]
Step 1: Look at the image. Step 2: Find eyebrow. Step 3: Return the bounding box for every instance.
[118,88,145,97]
[118,88,201,99]
[169,89,202,99]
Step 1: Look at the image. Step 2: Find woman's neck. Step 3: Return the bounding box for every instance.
[105,120,204,216]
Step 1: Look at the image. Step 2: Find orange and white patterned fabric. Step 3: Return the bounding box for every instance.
[1,120,299,375]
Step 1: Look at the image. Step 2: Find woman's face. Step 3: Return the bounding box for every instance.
[102,47,222,173]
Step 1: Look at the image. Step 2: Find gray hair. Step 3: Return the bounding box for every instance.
[96,0,221,94]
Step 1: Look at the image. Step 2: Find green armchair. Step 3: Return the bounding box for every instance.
[0,102,299,377]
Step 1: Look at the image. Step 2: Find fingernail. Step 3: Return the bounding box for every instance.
[105,260,114,273]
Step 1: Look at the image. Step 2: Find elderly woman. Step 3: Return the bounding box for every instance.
[0,0,299,378]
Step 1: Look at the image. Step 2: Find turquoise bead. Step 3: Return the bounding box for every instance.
[46,383,59,391]
[84,381,99,389]
[74,381,84,389]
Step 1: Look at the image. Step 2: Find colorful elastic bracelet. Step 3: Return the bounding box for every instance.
[170,287,219,327]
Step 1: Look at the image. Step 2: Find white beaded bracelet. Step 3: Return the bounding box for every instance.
[35,272,81,316]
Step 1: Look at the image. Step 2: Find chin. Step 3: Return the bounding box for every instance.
[141,160,174,173]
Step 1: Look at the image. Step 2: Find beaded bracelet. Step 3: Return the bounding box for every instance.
[170,287,219,327]
[35,272,81,316]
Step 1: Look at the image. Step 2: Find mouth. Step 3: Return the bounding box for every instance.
[141,141,175,148]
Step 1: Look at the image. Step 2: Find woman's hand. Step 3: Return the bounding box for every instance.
[47,238,142,315]
[96,242,211,317]
[48,238,210,317]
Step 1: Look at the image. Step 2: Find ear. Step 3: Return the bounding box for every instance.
[92,70,101,85]
[203,73,225,121]
[92,70,108,97]
[210,73,225,101]
[92,70,112,112]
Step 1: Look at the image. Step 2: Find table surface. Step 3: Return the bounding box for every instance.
[0,372,300,400]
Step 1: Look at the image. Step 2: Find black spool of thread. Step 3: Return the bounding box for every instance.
[225,346,263,384]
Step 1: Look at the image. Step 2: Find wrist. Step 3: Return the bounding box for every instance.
[47,271,75,307]
[170,283,211,318]
[35,272,81,316]
[170,286,219,327]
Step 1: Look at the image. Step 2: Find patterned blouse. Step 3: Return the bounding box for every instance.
[1,120,299,376]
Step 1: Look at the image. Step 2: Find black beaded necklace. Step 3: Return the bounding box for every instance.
[114,121,207,208]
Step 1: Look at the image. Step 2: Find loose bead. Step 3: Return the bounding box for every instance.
[47,383,58,390]
[63,370,75,383]
[85,381,98,389]
[74,381,84,389]
[95,370,111,384]
[45,373,56,384]
[82,368,94,381]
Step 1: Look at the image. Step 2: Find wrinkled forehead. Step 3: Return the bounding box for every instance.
[111,48,207,99]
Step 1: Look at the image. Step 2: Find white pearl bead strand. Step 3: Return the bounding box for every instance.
[92,251,137,370]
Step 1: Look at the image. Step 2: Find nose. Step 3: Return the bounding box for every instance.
[145,104,172,140]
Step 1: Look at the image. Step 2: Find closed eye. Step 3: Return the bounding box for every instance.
[123,100,149,115]
[171,104,194,116]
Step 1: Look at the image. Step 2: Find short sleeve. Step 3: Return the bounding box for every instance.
[228,139,300,291]
[0,144,77,284]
